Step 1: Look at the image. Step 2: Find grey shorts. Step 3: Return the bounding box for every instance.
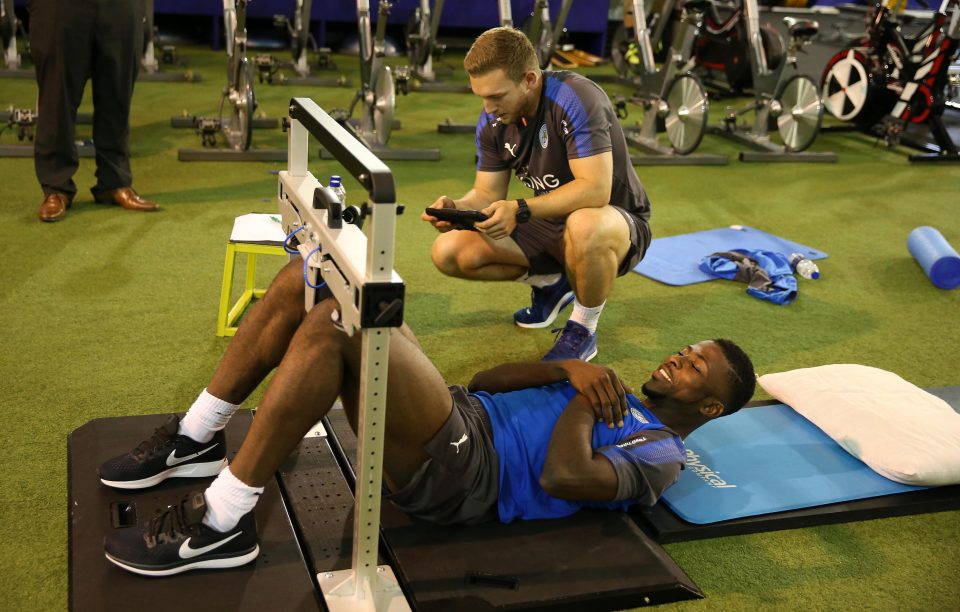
[386,385,499,525]
[511,206,652,276]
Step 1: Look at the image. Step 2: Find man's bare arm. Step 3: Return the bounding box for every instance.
[456,170,511,210]
[475,152,613,239]
[539,394,619,501]
[468,360,632,428]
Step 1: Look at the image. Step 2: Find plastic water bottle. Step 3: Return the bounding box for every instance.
[329,175,346,205]
[789,253,820,280]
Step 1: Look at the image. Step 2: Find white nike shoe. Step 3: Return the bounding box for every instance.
[99,415,228,489]
[104,490,259,577]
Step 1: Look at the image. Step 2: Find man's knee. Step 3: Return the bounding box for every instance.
[297,298,347,346]
[563,208,627,259]
[431,232,477,277]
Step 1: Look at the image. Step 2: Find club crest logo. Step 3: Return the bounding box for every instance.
[538,124,548,149]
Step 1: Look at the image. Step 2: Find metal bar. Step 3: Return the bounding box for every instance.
[289,97,396,202]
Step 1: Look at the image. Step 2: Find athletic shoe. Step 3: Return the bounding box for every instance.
[542,320,598,362]
[104,490,259,577]
[514,276,575,328]
[99,415,227,489]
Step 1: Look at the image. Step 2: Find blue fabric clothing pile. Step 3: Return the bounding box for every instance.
[699,249,798,305]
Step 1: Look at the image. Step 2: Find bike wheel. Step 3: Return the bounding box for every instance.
[775,74,822,152]
[222,58,254,151]
[821,48,873,122]
[405,7,431,68]
[360,63,395,147]
[664,72,709,155]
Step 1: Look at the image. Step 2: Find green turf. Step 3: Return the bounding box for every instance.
[0,45,958,611]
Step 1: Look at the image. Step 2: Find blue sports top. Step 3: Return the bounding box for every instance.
[472,382,686,523]
[474,70,650,221]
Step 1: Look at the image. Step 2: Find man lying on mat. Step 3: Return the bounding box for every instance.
[99,260,755,577]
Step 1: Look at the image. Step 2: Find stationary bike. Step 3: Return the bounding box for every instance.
[404,0,470,92]
[1,0,27,74]
[820,0,960,161]
[330,0,439,160]
[694,0,832,159]
[174,0,284,161]
[610,0,676,79]
[217,0,257,151]
[613,0,728,163]
[139,0,197,82]
[254,0,350,87]
[525,0,575,70]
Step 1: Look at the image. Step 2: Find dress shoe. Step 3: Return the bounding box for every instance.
[38,193,72,222]
[93,187,159,212]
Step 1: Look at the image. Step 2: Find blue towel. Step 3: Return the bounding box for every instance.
[699,249,798,305]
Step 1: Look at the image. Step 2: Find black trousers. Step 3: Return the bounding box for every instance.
[28,0,144,199]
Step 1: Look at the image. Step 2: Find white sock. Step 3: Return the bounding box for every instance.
[516,272,562,289]
[178,389,239,443]
[202,466,263,532]
[568,299,605,333]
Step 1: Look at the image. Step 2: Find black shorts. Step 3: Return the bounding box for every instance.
[386,386,500,525]
[511,206,652,276]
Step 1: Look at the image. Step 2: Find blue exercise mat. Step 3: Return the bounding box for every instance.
[633,225,828,286]
[660,404,926,525]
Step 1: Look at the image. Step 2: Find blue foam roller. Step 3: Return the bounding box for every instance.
[907,226,960,290]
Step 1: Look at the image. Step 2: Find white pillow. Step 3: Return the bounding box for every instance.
[758,364,960,486]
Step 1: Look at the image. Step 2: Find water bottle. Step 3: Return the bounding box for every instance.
[789,253,820,280]
[329,175,346,205]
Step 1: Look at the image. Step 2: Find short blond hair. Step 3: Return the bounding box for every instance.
[464,27,539,83]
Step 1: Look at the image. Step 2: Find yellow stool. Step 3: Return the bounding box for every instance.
[216,215,288,337]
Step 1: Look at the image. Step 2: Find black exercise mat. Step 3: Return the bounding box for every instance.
[317,407,703,611]
[68,412,318,612]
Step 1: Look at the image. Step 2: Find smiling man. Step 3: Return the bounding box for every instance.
[422,27,652,362]
[98,260,754,576]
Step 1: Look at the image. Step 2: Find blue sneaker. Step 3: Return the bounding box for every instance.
[542,320,598,362]
[514,276,575,329]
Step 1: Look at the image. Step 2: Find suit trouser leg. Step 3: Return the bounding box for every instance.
[90,0,143,195]
[28,0,94,199]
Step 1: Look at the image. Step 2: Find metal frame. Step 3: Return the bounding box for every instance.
[277,97,409,611]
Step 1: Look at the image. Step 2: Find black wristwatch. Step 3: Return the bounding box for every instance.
[515,198,531,224]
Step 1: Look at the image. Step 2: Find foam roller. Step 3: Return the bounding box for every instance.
[907,226,960,290]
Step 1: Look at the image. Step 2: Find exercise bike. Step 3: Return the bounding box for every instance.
[612,0,728,164]
[0,0,29,77]
[694,0,834,161]
[525,0,575,70]
[253,0,351,87]
[609,0,676,81]
[327,0,439,160]
[174,0,284,161]
[820,0,960,162]
[139,0,199,82]
[405,0,471,92]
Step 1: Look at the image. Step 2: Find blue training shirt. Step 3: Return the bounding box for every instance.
[474,70,650,221]
[472,382,686,523]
